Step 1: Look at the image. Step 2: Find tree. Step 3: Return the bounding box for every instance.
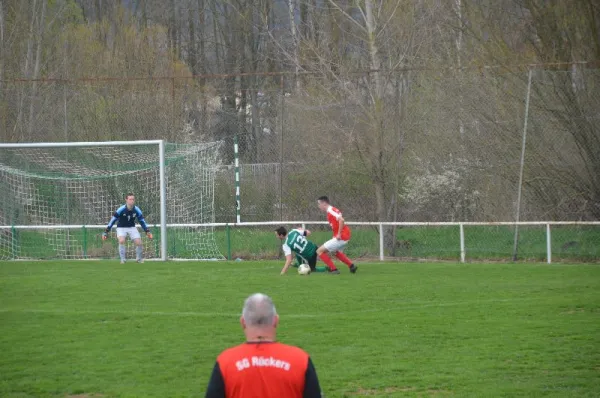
[273,0,435,250]
[26,0,47,141]
[520,0,600,219]
[460,0,600,219]
[0,0,4,90]
[288,0,300,88]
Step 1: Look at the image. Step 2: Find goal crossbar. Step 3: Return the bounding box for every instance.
[0,140,164,149]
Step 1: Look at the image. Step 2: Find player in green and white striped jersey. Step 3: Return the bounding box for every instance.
[275,226,334,275]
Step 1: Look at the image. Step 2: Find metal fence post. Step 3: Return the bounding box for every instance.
[379,223,384,261]
[460,223,465,263]
[546,223,552,264]
[234,135,241,224]
[226,224,232,261]
[512,68,533,262]
[279,75,285,221]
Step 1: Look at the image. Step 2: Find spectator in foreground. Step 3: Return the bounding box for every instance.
[205,293,322,398]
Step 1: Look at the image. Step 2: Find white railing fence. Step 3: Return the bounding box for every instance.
[1,221,598,263]
[225,221,599,264]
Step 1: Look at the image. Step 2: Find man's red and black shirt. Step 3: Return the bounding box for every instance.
[205,341,321,398]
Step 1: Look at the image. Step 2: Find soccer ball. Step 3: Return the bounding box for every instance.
[298,264,311,275]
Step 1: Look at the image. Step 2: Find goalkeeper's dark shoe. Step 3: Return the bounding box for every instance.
[328,268,340,274]
[349,264,358,274]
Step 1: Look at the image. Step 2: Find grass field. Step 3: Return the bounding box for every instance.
[1,260,600,397]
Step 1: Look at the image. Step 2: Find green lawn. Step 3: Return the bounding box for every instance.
[1,260,599,397]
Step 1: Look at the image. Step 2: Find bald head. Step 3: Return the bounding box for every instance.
[242,293,278,327]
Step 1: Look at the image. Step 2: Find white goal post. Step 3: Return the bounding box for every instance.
[0,140,223,261]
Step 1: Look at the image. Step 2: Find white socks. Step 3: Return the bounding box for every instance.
[119,244,126,261]
[119,244,143,262]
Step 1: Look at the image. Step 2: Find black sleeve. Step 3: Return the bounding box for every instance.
[303,357,322,398]
[205,362,226,398]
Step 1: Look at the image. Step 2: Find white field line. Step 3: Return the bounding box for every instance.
[0,297,543,319]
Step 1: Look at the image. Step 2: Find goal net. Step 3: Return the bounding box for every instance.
[0,140,224,260]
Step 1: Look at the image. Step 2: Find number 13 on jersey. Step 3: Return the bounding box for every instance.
[292,234,308,253]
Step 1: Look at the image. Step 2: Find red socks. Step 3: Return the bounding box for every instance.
[319,252,353,270]
[335,252,353,268]
[319,253,337,270]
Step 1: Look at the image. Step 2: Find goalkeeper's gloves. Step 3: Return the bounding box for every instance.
[102,230,109,241]
[146,231,153,240]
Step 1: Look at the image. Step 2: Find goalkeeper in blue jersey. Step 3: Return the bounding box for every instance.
[102,193,153,263]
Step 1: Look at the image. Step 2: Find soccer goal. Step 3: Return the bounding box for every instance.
[0,140,224,261]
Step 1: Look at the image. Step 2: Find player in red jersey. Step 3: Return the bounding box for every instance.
[316,196,358,274]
